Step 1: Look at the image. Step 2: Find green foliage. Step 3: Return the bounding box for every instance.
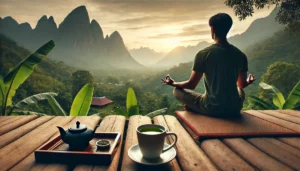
[260,82,285,109]
[71,70,94,98]
[70,83,94,116]
[145,108,168,118]
[126,87,139,117]
[4,40,55,108]
[47,96,67,116]
[14,92,58,110]
[0,40,55,115]
[248,95,275,110]
[225,0,300,32]
[250,82,300,110]
[259,62,300,102]
[283,81,300,109]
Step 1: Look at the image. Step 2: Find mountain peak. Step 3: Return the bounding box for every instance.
[90,19,104,40]
[110,31,122,40]
[59,5,90,29]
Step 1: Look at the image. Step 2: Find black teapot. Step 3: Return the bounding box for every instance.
[57,121,98,149]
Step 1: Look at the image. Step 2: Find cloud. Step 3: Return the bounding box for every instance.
[149,24,210,39]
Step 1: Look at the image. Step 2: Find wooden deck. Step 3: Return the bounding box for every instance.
[0,110,299,171]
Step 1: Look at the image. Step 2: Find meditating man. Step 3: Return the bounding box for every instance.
[161,13,255,117]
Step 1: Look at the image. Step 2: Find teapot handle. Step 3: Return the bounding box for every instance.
[93,125,99,134]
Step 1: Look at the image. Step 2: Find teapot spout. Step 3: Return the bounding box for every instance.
[57,126,66,138]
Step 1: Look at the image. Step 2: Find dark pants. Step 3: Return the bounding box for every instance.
[173,87,245,116]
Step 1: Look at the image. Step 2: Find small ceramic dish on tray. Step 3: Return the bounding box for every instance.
[96,139,111,150]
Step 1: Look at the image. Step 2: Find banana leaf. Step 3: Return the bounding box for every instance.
[126,88,139,116]
[47,96,67,116]
[259,82,285,109]
[248,95,275,110]
[283,81,300,109]
[12,110,47,116]
[15,92,58,108]
[4,40,55,107]
[70,83,94,116]
[145,108,168,118]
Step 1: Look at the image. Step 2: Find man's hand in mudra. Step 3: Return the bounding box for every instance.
[161,74,174,86]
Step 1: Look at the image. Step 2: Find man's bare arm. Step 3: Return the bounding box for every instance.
[237,72,256,89]
[161,71,203,90]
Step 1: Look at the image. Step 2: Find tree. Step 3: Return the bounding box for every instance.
[71,70,94,98]
[159,95,170,109]
[225,0,300,32]
[259,62,300,101]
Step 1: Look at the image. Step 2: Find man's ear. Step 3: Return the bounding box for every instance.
[211,27,215,39]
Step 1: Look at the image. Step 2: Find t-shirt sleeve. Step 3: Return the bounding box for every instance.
[192,51,206,73]
[241,54,248,72]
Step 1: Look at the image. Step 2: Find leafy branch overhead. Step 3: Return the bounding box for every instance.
[224,0,300,32]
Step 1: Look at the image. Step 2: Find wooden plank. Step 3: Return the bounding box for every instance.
[0,116,54,149]
[277,137,300,149]
[259,110,300,125]
[72,115,127,171]
[155,115,218,171]
[223,138,293,171]
[21,116,101,171]
[0,116,74,171]
[201,139,255,171]
[278,110,300,118]
[263,138,300,158]
[0,116,20,124]
[248,138,300,170]
[245,110,300,132]
[0,115,38,135]
[121,115,180,171]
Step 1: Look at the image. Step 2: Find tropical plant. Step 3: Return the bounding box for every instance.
[0,40,55,116]
[249,81,300,110]
[69,83,94,116]
[117,87,168,118]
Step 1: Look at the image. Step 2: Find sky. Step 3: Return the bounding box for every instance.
[0,0,274,52]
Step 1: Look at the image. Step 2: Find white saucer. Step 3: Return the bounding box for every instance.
[128,144,176,166]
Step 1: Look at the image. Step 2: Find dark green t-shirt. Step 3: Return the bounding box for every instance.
[192,44,248,114]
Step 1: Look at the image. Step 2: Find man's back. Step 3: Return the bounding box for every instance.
[192,44,248,114]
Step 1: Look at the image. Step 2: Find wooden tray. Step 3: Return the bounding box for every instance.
[35,132,121,164]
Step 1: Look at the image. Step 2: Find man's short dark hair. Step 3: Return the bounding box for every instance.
[209,13,233,38]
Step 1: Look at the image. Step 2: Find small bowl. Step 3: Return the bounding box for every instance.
[96,139,111,150]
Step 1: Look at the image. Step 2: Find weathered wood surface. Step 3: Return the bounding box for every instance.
[0,116,74,171]
[223,138,293,171]
[201,139,255,171]
[248,138,300,170]
[0,115,39,135]
[277,137,300,149]
[245,110,300,132]
[279,110,300,118]
[154,115,217,171]
[259,110,300,124]
[73,115,126,171]
[1,110,300,171]
[121,115,181,171]
[11,116,101,171]
[0,116,54,148]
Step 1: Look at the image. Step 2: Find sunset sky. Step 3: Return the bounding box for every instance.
[0,0,274,52]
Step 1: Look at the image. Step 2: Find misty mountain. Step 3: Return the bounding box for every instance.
[157,8,283,68]
[0,6,143,70]
[229,8,283,50]
[157,41,211,68]
[129,47,166,66]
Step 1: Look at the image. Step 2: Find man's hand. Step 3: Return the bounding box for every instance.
[161,74,174,86]
[247,74,256,85]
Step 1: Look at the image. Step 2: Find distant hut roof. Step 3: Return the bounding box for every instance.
[91,97,113,107]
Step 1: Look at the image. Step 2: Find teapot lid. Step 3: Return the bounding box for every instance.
[69,121,87,133]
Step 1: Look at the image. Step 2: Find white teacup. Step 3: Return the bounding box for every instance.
[136,124,177,159]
